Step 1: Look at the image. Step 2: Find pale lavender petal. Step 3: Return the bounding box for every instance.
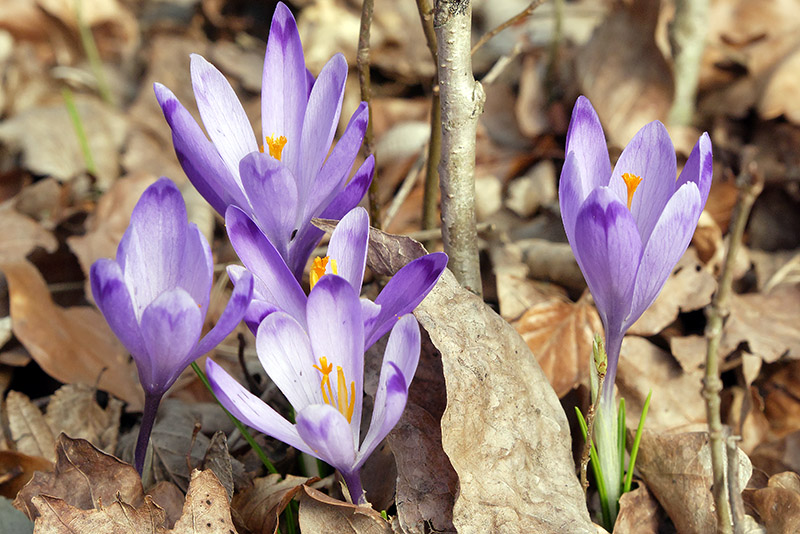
[326,207,369,293]
[564,96,611,199]
[226,206,307,325]
[608,120,677,245]
[676,132,712,210]
[295,404,357,473]
[90,259,147,359]
[626,182,701,329]
[261,1,308,171]
[154,83,242,215]
[356,315,419,468]
[367,252,447,348]
[296,54,348,203]
[256,312,320,411]
[206,359,313,455]
[239,152,299,256]
[138,288,203,394]
[559,152,583,247]
[190,54,258,178]
[178,224,213,317]
[122,178,187,311]
[360,298,381,337]
[190,270,253,361]
[307,275,364,443]
[305,102,369,219]
[227,265,280,334]
[319,155,374,220]
[573,188,642,331]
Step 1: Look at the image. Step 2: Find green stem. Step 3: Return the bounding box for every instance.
[576,407,611,528]
[624,391,651,493]
[61,88,97,176]
[76,0,113,105]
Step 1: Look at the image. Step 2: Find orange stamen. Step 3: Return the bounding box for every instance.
[621,172,643,210]
[313,358,355,423]
[309,256,338,291]
[260,135,288,160]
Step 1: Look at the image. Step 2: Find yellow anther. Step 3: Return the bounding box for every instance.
[260,135,288,160]
[313,358,355,423]
[621,172,643,210]
[309,256,338,291]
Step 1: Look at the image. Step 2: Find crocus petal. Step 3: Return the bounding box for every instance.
[367,252,448,348]
[626,182,701,329]
[239,152,299,256]
[190,270,253,362]
[326,207,369,293]
[307,275,364,442]
[178,224,214,317]
[356,315,419,468]
[154,83,242,215]
[319,155,374,221]
[227,265,280,334]
[305,102,369,219]
[206,359,313,455]
[360,298,381,337]
[295,404,357,473]
[226,206,307,325]
[190,54,258,179]
[139,288,203,394]
[559,153,583,247]
[121,178,187,311]
[608,120,677,245]
[296,53,347,203]
[573,188,642,331]
[90,259,147,359]
[564,96,611,202]
[676,132,712,210]
[256,312,320,411]
[261,1,308,170]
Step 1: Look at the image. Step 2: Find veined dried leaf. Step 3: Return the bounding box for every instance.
[613,485,665,534]
[298,485,391,534]
[0,450,53,499]
[726,287,800,363]
[45,384,124,454]
[5,391,55,461]
[231,474,310,534]
[514,294,602,398]
[0,206,57,263]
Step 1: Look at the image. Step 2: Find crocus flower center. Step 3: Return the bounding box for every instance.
[259,134,288,160]
[309,256,338,291]
[621,172,643,210]
[313,356,356,423]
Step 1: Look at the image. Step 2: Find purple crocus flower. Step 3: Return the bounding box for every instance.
[225,205,448,349]
[559,96,712,399]
[154,2,373,279]
[90,178,254,474]
[206,275,421,504]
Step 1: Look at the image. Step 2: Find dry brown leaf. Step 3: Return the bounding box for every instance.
[36,0,139,57]
[0,206,57,263]
[0,259,142,410]
[518,239,587,293]
[628,249,716,337]
[616,336,706,432]
[636,431,752,534]
[514,295,602,398]
[0,450,53,500]
[5,391,55,461]
[298,485,391,534]
[231,474,310,534]
[414,270,594,533]
[170,470,237,534]
[14,434,144,521]
[761,360,800,438]
[758,44,800,123]
[750,430,800,477]
[45,384,124,454]
[613,484,666,534]
[725,287,800,363]
[575,0,673,146]
[745,471,800,534]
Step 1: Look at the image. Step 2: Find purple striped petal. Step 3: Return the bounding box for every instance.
[676,132,712,209]
[227,265,281,334]
[367,252,448,348]
[573,188,642,331]
[190,54,258,178]
[319,155,374,220]
[178,224,214,317]
[190,270,253,361]
[295,404,357,473]
[326,207,369,293]
[565,96,611,199]
[206,359,313,455]
[356,315,419,468]
[90,258,147,359]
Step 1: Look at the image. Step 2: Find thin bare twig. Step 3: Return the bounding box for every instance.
[435,0,485,296]
[471,0,546,56]
[357,0,380,228]
[704,159,763,534]
[668,0,710,125]
[726,435,746,534]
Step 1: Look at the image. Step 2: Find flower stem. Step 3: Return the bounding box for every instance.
[342,470,365,505]
[135,392,162,475]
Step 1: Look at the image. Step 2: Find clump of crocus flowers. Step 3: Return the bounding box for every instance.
[91,1,448,506]
[560,96,712,527]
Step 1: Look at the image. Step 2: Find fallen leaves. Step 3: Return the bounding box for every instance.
[298,485,391,534]
[231,474,310,534]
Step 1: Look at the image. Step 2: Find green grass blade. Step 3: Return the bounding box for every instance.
[624,390,652,494]
[576,407,611,528]
[61,88,97,176]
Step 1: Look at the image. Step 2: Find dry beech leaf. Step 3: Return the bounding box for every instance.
[414,270,594,533]
[0,260,143,410]
[745,471,800,533]
[231,474,313,534]
[628,249,716,337]
[750,430,800,477]
[760,360,800,438]
[45,384,124,454]
[298,485,391,534]
[5,391,56,461]
[616,336,707,432]
[0,451,53,500]
[613,484,666,534]
[636,431,752,534]
[14,434,144,521]
[513,294,602,398]
[758,45,800,123]
[575,0,673,146]
[169,470,237,534]
[0,206,57,263]
[725,287,800,363]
